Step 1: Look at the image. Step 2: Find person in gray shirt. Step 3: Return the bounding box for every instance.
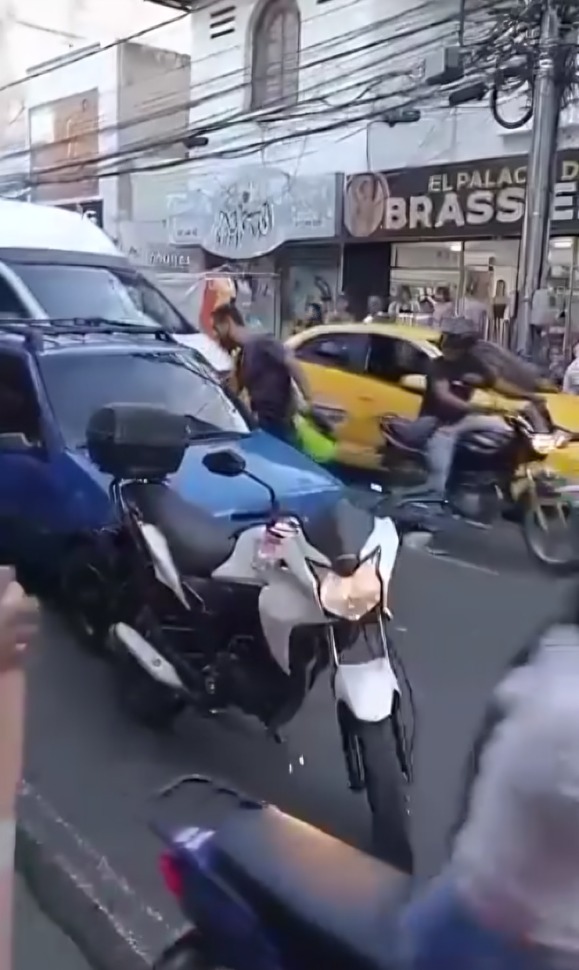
[398,622,579,968]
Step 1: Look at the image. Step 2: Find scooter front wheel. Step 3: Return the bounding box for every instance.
[356,717,413,873]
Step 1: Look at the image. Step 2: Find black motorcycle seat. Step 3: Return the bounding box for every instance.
[210,804,410,970]
[123,482,236,577]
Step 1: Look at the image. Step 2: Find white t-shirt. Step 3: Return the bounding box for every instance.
[563,360,579,394]
[453,624,579,958]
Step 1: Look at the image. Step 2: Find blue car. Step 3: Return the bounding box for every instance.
[0,322,343,627]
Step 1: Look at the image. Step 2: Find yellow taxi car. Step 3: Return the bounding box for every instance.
[286,321,579,478]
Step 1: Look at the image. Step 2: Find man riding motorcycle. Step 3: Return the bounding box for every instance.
[420,318,550,500]
[419,319,507,499]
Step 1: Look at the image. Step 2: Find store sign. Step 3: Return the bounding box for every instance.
[344,151,579,241]
[58,199,103,227]
[168,168,339,257]
[125,240,199,271]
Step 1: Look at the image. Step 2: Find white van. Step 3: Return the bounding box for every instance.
[0,199,232,373]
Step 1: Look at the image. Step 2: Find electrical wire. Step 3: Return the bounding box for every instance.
[5,0,467,168]
[0,9,190,95]
[4,0,442,140]
[0,0,514,192]
[15,0,504,185]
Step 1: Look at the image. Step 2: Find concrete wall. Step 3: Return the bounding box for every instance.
[116,42,191,228]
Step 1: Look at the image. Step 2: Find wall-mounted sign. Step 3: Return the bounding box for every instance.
[168,168,339,258]
[30,90,99,203]
[127,242,199,271]
[344,151,579,240]
[58,198,103,227]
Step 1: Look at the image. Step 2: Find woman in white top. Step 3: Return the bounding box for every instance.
[563,342,579,394]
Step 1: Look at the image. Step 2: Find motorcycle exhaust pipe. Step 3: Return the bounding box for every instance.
[111,622,185,691]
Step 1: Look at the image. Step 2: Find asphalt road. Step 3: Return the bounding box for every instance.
[22,521,574,945]
[14,875,91,970]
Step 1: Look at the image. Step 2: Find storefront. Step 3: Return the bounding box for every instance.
[167,167,341,334]
[343,151,579,338]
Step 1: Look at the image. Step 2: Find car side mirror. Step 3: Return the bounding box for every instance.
[0,432,34,452]
[202,449,246,477]
[399,374,426,394]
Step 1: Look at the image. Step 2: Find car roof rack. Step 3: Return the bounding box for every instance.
[0,318,176,351]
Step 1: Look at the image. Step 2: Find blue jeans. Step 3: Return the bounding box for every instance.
[397,876,551,969]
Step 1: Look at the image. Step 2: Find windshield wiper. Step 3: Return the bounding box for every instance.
[45,317,176,342]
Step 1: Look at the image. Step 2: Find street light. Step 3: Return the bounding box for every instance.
[381,108,421,127]
[182,133,209,149]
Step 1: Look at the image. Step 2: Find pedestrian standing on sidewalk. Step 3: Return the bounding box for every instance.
[563,341,579,394]
[0,570,38,970]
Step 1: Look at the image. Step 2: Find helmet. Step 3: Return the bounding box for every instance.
[440,315,480,352]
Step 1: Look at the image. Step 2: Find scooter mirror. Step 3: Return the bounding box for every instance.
[203,449,247,478]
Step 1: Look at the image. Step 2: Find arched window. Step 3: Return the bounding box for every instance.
[251,0,300,110]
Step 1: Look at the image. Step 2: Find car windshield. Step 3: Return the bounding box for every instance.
[39,348,249,449]
[9,262,192,334]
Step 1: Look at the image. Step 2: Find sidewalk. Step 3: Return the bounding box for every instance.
[13,875,91,970]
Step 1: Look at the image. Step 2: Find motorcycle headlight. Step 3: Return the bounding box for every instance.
[317,554,382,621]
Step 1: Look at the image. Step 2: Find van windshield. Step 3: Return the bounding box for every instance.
[40,348,249,449]
[9,262,192,334]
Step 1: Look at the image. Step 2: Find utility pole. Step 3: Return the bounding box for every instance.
[515,2,563,354]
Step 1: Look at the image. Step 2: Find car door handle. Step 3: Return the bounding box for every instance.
[358,395,374,402]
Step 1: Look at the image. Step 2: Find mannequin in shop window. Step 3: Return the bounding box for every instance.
[563,341,579,394]
[432,286,455,328]
[365,294,389,322]
[492,279,508,327]
[458,276,489,333]
[387,285,419,319]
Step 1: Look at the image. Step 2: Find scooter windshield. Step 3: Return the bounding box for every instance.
[302,497,375,575]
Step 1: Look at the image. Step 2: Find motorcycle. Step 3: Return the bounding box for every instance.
[151,775,409,970]
[379,405,575,564]
[83,403,427,869]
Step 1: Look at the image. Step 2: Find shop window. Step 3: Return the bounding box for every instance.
[367,336,429,383]
[250,0,300,109]
[294,333,369,372]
